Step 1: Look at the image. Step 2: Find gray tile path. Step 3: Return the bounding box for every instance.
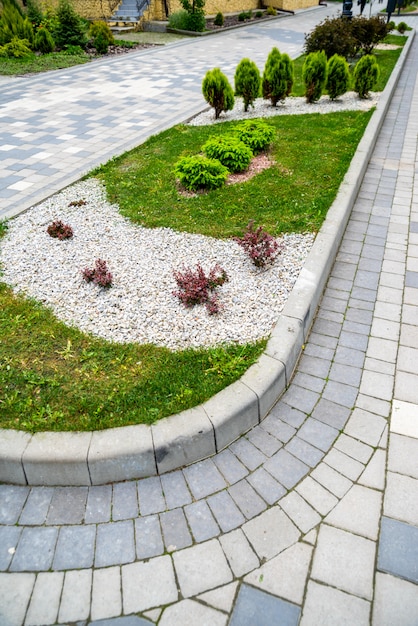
[1,6,418,625]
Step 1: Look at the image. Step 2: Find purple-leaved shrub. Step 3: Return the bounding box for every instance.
[82,258,113,288]
[234,221,283,267]
[173,263,228,315]
[47,220,73,240]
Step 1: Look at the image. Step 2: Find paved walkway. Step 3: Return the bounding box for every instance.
[1,7,418,626]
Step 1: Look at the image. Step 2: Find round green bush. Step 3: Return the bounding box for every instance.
[353,54,380,99]
[174,155,229,191]
[397,21,409,34]
[214,12,224,26]
[234,58,261,112]
[168,10,189,30]
[234,119,275,154]
[202,67,235,119]
[326,54,350,101]
[203,136,253,173]
[302,50,328,103]
[0,36,34,58]
[89,20,114,54]
[34,27,55,53]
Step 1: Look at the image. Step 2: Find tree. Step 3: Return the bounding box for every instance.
[353,54,380,98]
[53,0,87,49]
[326,54,350,101]
[302,51,327,103]
[234,58,261,112]
[179,0,205,32]
[202,67,234,119]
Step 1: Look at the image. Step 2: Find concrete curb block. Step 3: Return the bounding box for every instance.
[0,31,414,486]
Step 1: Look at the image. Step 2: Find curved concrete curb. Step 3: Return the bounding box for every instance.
[0,32,414,486]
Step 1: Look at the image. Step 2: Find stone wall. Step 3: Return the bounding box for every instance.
[167,0,261,14]
[39,0,118,19]
[265,0,318,10]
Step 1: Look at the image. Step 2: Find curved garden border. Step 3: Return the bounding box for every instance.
[0,32,413,486]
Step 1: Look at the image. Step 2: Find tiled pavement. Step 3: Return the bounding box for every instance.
[1,8,418,626]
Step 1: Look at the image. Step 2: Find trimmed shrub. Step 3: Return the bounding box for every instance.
[353,54,380,98]
[234,58,261,112]
[53,0,87,49]
[326,54,350,100]
[350,15,389,55]
[168,10,189,30]
[266,5,277,15]
[34,27,55,53]
[234,119,275,154]
[202,67,235,119]
[262,47,281,100]
[203,136,253,173]
[0,36,33,58]
[263,52,294,105]
[174,155,229,191]
[304,17,356,59]
[387,21,396,31]
[89,21,114,54]
[397,21,409,33]
[214,12,224,26]
[302,50,327,103]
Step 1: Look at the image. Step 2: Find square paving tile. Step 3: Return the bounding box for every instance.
[378,516,418,584]
[229,584,300,626]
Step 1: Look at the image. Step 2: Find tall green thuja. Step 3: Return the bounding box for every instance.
[53,0,87,49]
[326,54,350,100]
[302,50,327,103]
[262,47,281,99]
[353,54,380,98]
[234,58,261,112]
[202,67,234,119]
[0,0,34,46]
[281,53,294,97]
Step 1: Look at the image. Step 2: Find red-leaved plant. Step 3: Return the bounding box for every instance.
[173,263,228,315]
[82,259,113,288]
[47,220,73,240]
[234,220,282,267]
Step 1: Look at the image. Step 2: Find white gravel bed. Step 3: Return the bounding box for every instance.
[188,92,379,125]
[0,179,314,351]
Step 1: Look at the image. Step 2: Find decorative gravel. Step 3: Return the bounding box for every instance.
[1,92,378,351]
[188,92,379,125]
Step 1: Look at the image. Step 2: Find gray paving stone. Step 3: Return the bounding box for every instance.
[53,525,96,570]
[112,481,138,520]
[334,433,374,464]
[85,485,112,524]
[159,599,227,626]
[339,329,370,351]
[160,471,192,509]
[135,515,164,560]
[372,572,418,626]
[285,437,324,468]
[91,566,121,621]
[90,617,153,626]
[324,448,365,481]
[58,569,92,623]
[197,582,238,613]
[311,399,351,430]
[25,571,63,626]
[311,463,353,498]
[360,370,394,402]
[0,572,35,626]
[384,471,418,527]
[269,400,307,429]
[173,539,233,598]
[213,449,249,485]
[0,526,22,571]
[261,414,298,441]
[292,371,326,394]
[322,380,358,409]
[95,520,135,567]
[18,487,53,526]
[300,580,370,626]
[228,438,267,472]
[282,384,320,415]
[183,459,227,499]
[122,556,178,613]
[378,516,418,584]
[160,508,192,551]
[243,507,300,560]
[303,341,335,361]
[298,354,331,379]
[228,479,267,519]
[207,491,245,533]
[388,433,418,479]
[230,583,300,626]
[325,484,382,540]
[0,485,29,524]
[298,418,339,453]
[219,528,259,577]
[344,408,387,446]
[329,362,363,388]
[264,448,309,489]
[279,491,321,534]
[184,500,220,542]
[10,526,58,572]
[296,476,338,516]
[137,476,166,516]
[246,467,286,505]
[46,486,88,525]
[246,426,282,457]
[311,524,376,600]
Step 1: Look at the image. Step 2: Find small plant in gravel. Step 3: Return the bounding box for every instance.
[174,155,229,191]
[203,136,253,173]
[234,58,261,112]
[68,198,86,207]
[353,54,380,98]
[234,221,282,268]
[173,263,228,314]
[47,220,73,240]
[202,67,235,119]
[234,119,275,154]
[82,258,112,288]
